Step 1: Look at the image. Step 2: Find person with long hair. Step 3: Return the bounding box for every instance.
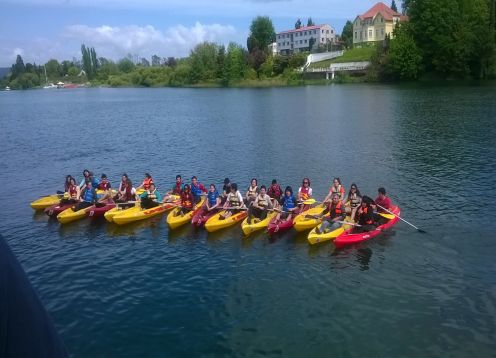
[345,183,362,218]
[323,177,346,203]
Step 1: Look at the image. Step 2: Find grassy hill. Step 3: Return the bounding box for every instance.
[309,47,375,69]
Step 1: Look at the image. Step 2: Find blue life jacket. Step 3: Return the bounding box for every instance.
[191,183,203,197]
[91,178,100,188]
[82,188,97,203]
[283,195,296,210]
[207,190,219,206]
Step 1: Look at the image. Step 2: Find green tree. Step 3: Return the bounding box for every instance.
[307,18,315,27]
[188,42,219,83]
[225,43,246,82]
[247,16,276,53]
[118,58,135,73]
[391,0,398,12]
[81,44,92,78]
[151,55,161,66]
[90,47,99,72]
[295,18,302,29]
[45,59,61,78]
[402,0,411,15]
[341,20,354,49]
[67,66,79,76]
[10,54,25,80]
[389,24,423,79]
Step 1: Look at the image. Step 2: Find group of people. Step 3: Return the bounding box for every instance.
[60,171,394,232]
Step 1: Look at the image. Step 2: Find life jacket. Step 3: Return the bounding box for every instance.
[328,201,344,219]
[181,191,193,209]
[331,184,344,197]
[143,178,153,190]
[172,182,183,195]
[247,185,258,198]
[283,195,296,210]
[147,190,157,201]
[191,183,204,197]
[228,192,242,207]
[256,194,269,208]
[121,182,134,201]
[358,206,374,225]
[68,185,78,199]
[268,184,282,199]
[349,193,361,208]
[299,186,311,200]
[207,190,219,206]
[98,180,111,190]
[82,187,96,203]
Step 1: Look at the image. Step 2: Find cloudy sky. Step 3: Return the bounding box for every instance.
[0,0,385,66]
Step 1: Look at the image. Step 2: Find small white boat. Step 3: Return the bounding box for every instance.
[4,86,10,91]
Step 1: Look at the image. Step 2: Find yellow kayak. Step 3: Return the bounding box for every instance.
[293,204,326,232]
[57,206,88,224]
[30,194,63,210]
[307,217,352,245]
[205,210,248,233]
[241,211,277,236]
[167,198,205,229]
[104,204,137,223]
[113,199,179,225]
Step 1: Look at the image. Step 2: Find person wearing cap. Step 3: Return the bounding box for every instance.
[137,173,154,191]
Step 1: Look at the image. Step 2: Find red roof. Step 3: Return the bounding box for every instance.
[358,2,407,21]
[278,24,329,35]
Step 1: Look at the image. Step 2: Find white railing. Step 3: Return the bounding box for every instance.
[302,50,344,70]
[301,61,371,73]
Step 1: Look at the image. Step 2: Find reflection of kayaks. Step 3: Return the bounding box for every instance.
[307,217,352,245]
[167,198,205,229]
[334,206,401,248]
[241,211,277,236]
[293,204,325,232]
[30,194,62,210]
[191,207,219,227]
[44,202,74,217]
[205,210,247,233]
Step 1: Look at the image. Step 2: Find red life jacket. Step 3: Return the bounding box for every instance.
[269,184,282,199]
[173,182,182,195]
[358,206,374,225]
[122,183,134,201]
[299,186,311,200]
[143,178,153,190]
[68,185,78,199]
[181,192,193,209]
[99,180,111,190]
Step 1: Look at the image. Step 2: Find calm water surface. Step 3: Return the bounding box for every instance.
[1,84,496,357]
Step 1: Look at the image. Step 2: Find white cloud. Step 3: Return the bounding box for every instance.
[63,22,237,60]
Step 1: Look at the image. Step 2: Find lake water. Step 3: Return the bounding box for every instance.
[1,84,495,357]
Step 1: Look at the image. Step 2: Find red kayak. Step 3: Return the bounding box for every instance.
[267,205,310,236]
[44,202,74,217]
[87,201,116,219]
[334,206,401,248]
[191,207,219,227]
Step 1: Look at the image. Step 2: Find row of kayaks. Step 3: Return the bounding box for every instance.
[31,193,401,247]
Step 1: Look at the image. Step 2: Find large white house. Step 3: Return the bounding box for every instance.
[276,24,336,55]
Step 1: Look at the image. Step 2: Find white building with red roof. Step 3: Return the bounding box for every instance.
[275,24,336,55]
[353,2,408,45]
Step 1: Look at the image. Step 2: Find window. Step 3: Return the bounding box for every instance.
[369,29,372,37]
[354,32,357,39]
[375,29,378,37]
[300,40,303,44]
[381,28,384,36]
[313,30,316,34]
[322,29,324,33]
[304,39,307,43]
[326,30,329,34]
[331,30,334,34]
[322,37,325,42]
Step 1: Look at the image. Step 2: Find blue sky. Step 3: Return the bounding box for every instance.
[0,0,387,66]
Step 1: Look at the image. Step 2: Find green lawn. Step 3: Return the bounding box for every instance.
[309,47,375,68]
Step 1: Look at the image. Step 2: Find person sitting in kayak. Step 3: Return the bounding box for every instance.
[345,183,362,219]
[98,174,111,190]
[245,178,259,206]
[64,175,75,193]
[247,185,273,224]
[267,179,282,205]
[60,177,79,205]
[140,183,162,209]
[316,193,346,234]
[323,177,346,203]
[196,184,221,219]
[79,169,91,188]
[352,196,377,233]
[177,184,194,215]
[373,187,393,225]
[137,173,154,191]
[190,176,207,204]
[163,175,183,203]
[114,175,137,208]
[298,178,312,203]
[74,180,97,211]
[275,186,297,223]
[221,178,231,204]
[222,183,245,219]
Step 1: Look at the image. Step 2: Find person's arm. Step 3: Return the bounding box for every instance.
[139,191,147,200]
[155,191,163,203]
[266,198,273,210]
[238,192,245,208]
[323,189,332,203]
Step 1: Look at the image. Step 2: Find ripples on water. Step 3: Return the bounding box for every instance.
[1,84,495,356]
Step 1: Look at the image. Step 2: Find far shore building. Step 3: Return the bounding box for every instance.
[276,24,336,55]
[353,2,408,45]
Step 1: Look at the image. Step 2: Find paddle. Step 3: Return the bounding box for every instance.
[335,220,361,227]
[376,204,426,233]
[379,212,395,220]
[299,198,318,205]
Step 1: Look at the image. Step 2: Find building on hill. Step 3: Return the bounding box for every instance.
[276,24,336,55]
[353,2,408,45]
